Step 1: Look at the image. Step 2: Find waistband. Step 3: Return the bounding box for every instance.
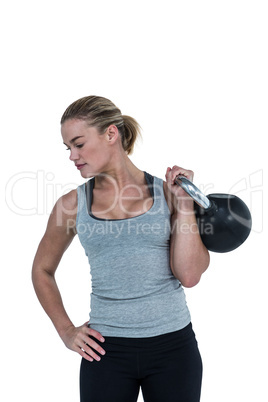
[89,323,194,351]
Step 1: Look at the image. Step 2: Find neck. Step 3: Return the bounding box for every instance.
[95,152,144,190]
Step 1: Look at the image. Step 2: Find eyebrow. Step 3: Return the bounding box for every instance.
[63,136,84,146]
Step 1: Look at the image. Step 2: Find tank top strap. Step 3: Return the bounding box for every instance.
[76,182,88,220]
[144,171,154,197]
[152,175,171,217]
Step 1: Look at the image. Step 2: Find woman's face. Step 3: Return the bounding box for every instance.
[61,119,113,178]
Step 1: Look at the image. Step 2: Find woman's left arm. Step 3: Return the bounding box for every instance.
[165,166,210,288]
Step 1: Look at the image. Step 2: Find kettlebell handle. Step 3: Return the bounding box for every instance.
[175,175,212,209]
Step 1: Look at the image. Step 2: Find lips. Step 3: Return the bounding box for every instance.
[76,164,86,170]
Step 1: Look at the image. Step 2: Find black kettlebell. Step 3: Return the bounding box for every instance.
[175,175,252,253]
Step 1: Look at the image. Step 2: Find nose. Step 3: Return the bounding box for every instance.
[69,148,79,161]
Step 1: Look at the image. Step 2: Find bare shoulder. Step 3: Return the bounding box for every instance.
[162,180,175,215]
[48,188,78,234]
[57,189,78,215]
[32,189,78,274]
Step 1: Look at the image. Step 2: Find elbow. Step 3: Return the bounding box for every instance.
[180,274,201,288]
[171,266,202,288]
[171,250,210,288]
[31,264,54,290]
[31,265,41,291]
[181,258,210,288]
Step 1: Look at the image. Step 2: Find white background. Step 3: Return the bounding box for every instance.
[1,1,267,401]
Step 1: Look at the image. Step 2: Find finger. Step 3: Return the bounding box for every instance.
[76,338,104,362]
[165,167,171,178]
[87,327,105,343]
[84,336,106,356]
[81,351,94,362]
[171,167,194,183]
[165,167,174,185]
[83,344,102,361]
[171,166,186,180]
[73,325,106,360]
[76,346,94,362]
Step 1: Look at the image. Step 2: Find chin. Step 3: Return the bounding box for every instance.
[81,172,93,179]
[80,167,98,179]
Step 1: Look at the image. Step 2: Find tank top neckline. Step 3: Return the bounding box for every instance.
[84,171,156,222]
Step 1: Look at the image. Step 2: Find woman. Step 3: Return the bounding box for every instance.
[32,95,210,402]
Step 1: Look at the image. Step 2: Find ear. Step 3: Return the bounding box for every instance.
[106,125,119,144]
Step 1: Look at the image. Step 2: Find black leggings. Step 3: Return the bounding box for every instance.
[80,323,202,402]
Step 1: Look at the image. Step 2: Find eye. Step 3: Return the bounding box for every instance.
[65,144,83,151]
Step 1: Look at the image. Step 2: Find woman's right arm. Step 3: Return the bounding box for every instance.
[32,190,106,362]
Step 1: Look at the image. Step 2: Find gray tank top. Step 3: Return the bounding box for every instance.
[76,172,191,337]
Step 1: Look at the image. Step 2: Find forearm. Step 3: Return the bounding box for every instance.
[32,269,74,338]
[170,203,210,287]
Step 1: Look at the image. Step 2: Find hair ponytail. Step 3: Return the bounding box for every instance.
[121,115,141,155]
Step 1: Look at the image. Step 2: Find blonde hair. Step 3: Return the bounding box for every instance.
[60,95,141,155]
